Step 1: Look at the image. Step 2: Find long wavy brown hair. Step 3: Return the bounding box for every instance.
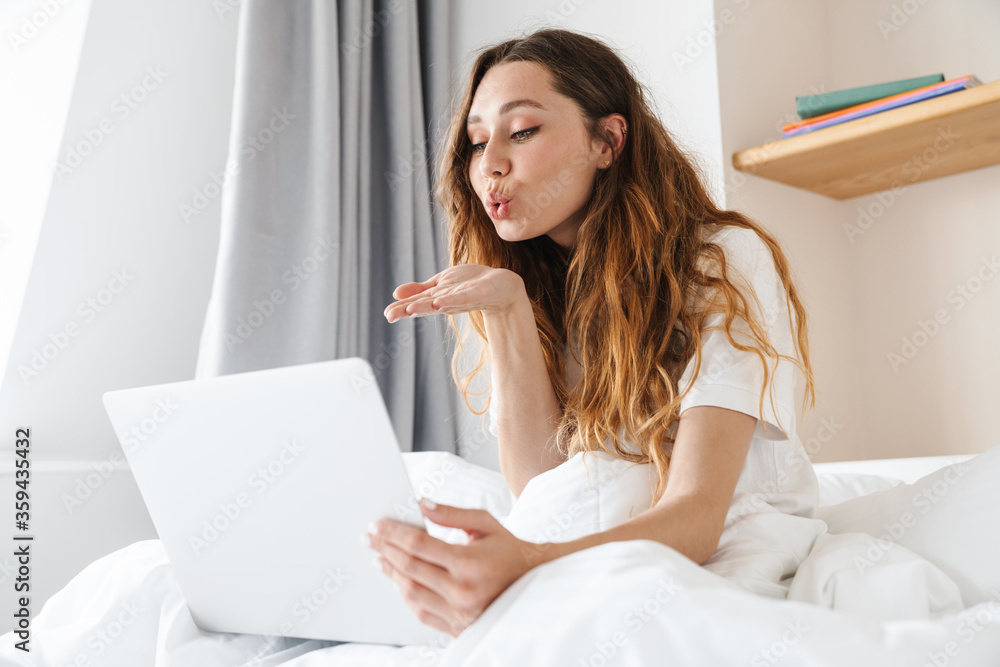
[434,28,816,504]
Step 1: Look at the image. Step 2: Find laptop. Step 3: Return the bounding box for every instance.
[102,357,443,646]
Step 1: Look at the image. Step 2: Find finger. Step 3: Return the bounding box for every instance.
[419,499,499,538]
[446,606,482,637]
[384,299,422,323]
[404,297,447,318]
[392,272,444,300]
[384,299,438,324]
[371,519,457,570]
[378,540,452,600]
[379,558,457,635]
[422,612,455,637]
[390,286,476,321]
[384,288,449,323]
[420,287,471,314]
[391,281,430,301]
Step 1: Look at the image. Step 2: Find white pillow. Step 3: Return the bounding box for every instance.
[817,443,1000,607]
[500,451,654,545]
[816,472,904,507]
[400,451,515,544]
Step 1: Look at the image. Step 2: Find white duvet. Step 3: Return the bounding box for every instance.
[3,446,1000,666]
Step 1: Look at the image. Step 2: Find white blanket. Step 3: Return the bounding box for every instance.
[438,539,1000,667]
[3,449,999,666]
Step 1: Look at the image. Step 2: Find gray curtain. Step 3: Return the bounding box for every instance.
[195,0,458,454]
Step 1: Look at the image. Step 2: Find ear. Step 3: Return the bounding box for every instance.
[596,113,628,168]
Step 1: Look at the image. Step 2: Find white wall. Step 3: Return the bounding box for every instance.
[450,1,725,199]
[828,0,1000,459]
[0,0,238,620]
[716,0,1000,461]
[0,0,91,380]
[714,0,863,462]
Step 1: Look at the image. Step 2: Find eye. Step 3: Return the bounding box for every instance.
[511,127,538,142]
[468,127,540,156]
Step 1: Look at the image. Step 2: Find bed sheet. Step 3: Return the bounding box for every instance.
[1,449,997,666]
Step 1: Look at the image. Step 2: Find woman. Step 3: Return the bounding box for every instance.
[365,28,823,638]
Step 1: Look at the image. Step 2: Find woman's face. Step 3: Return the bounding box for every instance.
[466,61,610,249]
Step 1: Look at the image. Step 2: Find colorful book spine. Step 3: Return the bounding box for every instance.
[782,75,982,138]
[796,73,944,119]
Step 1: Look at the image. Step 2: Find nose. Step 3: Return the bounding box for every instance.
[478,141,509,179]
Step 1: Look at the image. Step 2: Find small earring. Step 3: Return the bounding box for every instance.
[604,160,610,166]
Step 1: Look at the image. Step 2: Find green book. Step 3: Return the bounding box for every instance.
[796,73,945,119]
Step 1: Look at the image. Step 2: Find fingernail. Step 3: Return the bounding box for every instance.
[420,497,437,511]
[367,521,380,535]
[361,532,371,547]
[373,555,385,571]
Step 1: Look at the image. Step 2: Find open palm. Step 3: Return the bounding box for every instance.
[384,265,524,323]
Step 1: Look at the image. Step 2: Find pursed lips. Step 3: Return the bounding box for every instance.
[486,192,511,207]
[485,192,512,219]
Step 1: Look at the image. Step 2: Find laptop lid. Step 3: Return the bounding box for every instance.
[103,357,441,646]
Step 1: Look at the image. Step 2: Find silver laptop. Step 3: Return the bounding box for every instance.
[102,357,442,646]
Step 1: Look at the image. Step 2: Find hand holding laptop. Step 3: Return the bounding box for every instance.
[362,495,538,637]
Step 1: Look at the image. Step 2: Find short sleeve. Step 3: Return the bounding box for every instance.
[677,227,802,441]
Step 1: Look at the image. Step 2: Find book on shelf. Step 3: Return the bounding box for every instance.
[796,73,944,119]
[782,75,983,139]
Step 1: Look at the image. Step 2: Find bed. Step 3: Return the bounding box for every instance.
[2,446,999,666]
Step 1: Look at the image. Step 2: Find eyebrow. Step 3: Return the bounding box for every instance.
[467,98,547,126]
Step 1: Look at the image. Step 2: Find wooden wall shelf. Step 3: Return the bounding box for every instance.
[732,80,1000,200]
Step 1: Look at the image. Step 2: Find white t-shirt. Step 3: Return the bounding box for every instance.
[490,225,803,447]
[489,224,827,598]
